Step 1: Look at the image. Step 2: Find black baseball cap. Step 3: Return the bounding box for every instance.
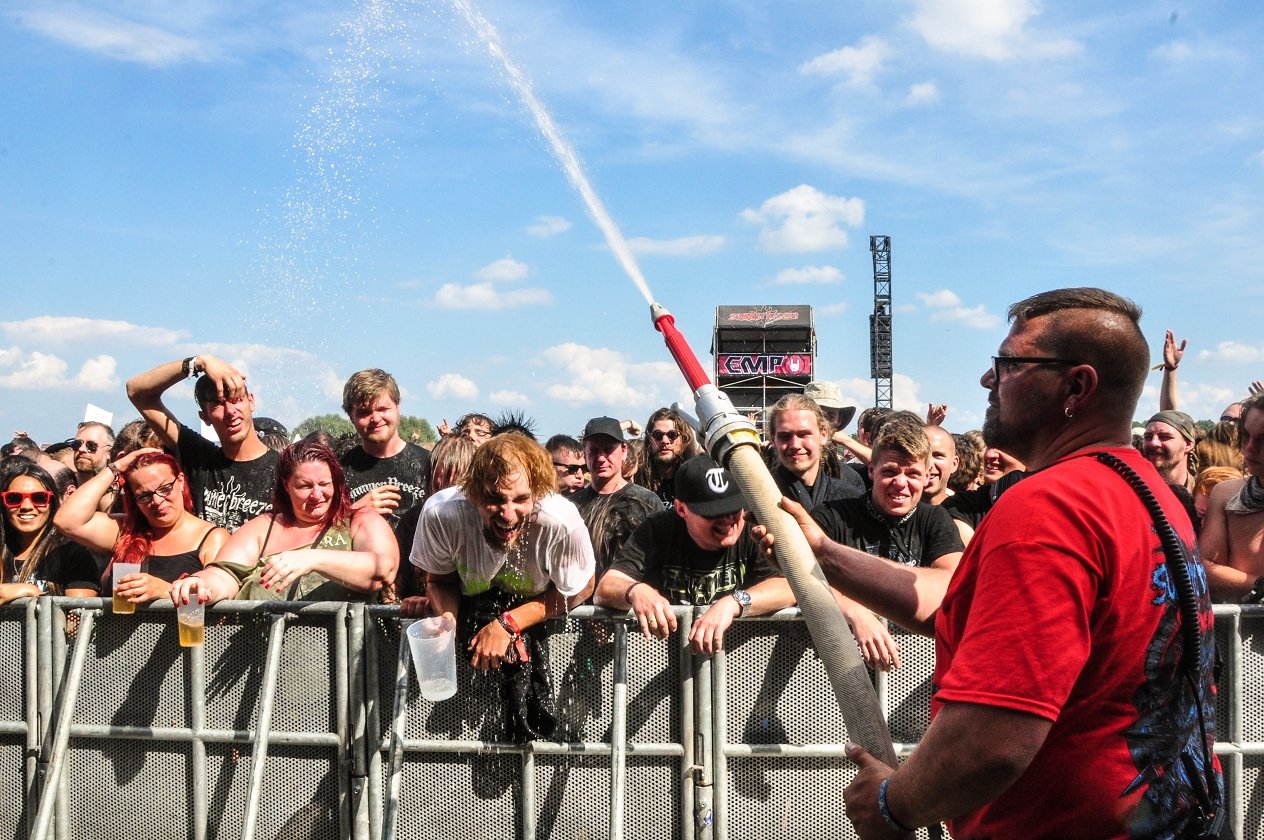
[582,416,624,442]
[676,455,745,518]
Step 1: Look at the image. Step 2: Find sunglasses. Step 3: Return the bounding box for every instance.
[650,430,681,443]
[133,480,177,507]
[553,462,585,475]
[69,439,106,454]
[3,490,53,508]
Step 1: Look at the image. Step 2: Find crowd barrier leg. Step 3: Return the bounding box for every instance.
[379,621,413,840]
[331,604,353,840]
[21,599,38,840]
[694,631,714,840]
[347,604,372,840]
[188,637,209,840]
[609,621,629,840]
[31,608,99,840]
[362,611,386,840]
[711,644,727,840]
[521,745,537,840]
[679,611,696,840]
[239,612,290,840]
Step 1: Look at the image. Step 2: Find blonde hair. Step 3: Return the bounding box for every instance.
[462,432,556,505]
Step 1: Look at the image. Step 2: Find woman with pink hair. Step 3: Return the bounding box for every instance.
[169,440,397,605]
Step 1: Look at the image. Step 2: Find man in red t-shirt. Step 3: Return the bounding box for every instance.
[773,288,1222,839]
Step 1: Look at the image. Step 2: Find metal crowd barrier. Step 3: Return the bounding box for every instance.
[1,600,1261,840]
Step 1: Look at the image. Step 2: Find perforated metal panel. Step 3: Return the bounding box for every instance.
[74,612,189,729]
[1241,615,1264,742]
[1244,755,1264,840]
[66,742,190,838]
[204,744,342,840]
[727,756,858,839]
[0,606,29,840]
[396,752,518,838]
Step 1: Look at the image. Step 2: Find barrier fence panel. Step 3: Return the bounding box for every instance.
[3,599,1261,839]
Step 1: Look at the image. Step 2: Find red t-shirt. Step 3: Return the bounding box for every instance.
[933,447,1219,839]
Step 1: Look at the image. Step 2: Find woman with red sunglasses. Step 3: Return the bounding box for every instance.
[54,447,228,607]
[0,459,100,604]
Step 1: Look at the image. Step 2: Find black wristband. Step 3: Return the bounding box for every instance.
[1243,576,1264,605]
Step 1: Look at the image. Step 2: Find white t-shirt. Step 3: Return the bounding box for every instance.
[410,486,595,598]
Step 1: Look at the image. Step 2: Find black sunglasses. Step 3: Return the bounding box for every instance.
[650,430,681,443]
[68,439,106,454]
[991,355,1080,381]
[553,462,585,475]
[3,490,53,508]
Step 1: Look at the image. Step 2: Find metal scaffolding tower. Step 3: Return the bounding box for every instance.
[869,235,893,409]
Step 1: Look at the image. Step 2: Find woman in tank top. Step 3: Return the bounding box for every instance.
[55,448,228,606]
[169,440,397,605]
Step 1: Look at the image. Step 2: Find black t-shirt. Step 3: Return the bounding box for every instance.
[812,498,963,568]
[340,442,431,530]
[942,470,1026,530]
[606,509,770,606]
[5,540,100,595]
[175,423,278,532]
[570,482,662,576]
[772,464,865,511]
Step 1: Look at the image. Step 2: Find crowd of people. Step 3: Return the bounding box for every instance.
[1,286,1259,837]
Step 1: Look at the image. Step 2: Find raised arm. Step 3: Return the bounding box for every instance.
[54,460,124,553]
[126,354,246,448]
[1157,329,1186,412]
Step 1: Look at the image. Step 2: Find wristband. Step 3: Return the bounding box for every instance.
[496,611,530,664]
[106,462,121,480]
[623,580,646,604]
[878,777,914,834]
[498,611,522,636]
[1243,576,1264,605]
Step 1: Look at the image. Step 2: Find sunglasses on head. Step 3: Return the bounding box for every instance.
[650,430,681,443]
[553,462,585,475]
[3,490,53,508]
[69,439,105,454]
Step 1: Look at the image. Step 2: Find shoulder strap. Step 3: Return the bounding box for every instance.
[258,515,277,562]
[1092,452,1225,836]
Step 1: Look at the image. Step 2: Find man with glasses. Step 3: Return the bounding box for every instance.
[772,288,1222,838]
[545,434,587,497]
[127,354,277,532]
[633,407,698,509]
[70,421,115,510]
[596,455,793,656]
[568,417,660,576]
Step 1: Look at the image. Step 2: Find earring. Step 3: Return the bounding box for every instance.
[1064,405,1074,419]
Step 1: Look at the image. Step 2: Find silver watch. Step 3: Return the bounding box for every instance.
[730,588,752,618]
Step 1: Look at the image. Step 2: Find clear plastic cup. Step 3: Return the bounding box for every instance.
[111,562,142,614]
[406,616,457,701]
[177,602,205,647]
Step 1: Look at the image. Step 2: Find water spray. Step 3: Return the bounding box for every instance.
[652,303,898,768]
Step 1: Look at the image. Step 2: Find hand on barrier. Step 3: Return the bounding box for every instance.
[843,742,909,838]
[847,609,902,671]
[689,597,739,656]
[469,617,513,671]
[353,484,402,516]
[399,595,430,618]
[170,575,209,606]
[628,584,676,640]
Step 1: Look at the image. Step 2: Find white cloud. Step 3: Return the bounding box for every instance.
[827,373,930,418]
[489,389,530,406]
[474,257,530,282]
[817,303,851,317]
[906,81,940,106]
[908,0,1080,61]
[14,8,211,67]
[626,235,727,257]
[0,347,118,391]
[799,36,891,88]
[431,282,552,310]
[427,373,480,401]
[740,185,865,253]
[916,290,1002,330]
[1198,341,1263,364]
[772,265,844,285]
[0,316,188,347]
[539,343,681,407]
[525,216,572,238]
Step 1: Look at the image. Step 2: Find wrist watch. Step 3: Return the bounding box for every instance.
[730,588,752,618]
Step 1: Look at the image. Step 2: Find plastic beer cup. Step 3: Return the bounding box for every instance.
[407,616,457,701]
[177,602,205,647]
[111,563,142,614]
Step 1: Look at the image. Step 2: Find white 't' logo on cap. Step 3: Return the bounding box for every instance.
[706,468,729,494]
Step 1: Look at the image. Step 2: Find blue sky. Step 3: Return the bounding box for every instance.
[2,0,1262,446]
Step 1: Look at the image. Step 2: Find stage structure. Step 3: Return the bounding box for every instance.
[711,305,815,425]
[869,235,893,409]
